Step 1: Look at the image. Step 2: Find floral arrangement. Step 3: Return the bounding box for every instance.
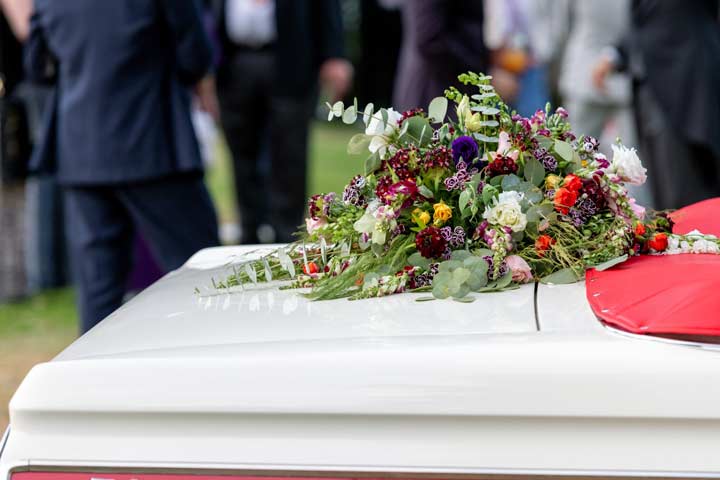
[212,72,720,302]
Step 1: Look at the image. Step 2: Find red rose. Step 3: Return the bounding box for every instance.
[648,233,668,252]
[302,262,319,275]
[535,234,556,257]
[634,222,646,236]
[554,187,578,215]
[563,174,582,192]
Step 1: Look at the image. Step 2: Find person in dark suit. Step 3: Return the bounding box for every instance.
[213,0,352,244]
[25,0,221,333]
[593,0,720,210]
[393,0,488,113]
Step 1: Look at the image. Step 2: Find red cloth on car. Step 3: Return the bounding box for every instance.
[586,198,720,338]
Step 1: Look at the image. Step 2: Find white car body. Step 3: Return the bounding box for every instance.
[2,246,720,479]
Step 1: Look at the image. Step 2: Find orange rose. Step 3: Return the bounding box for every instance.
[554,187,578,215]
[563,174,582,192]
[648,233,668,252]
[634,222,646,236]
[535,234,556,257]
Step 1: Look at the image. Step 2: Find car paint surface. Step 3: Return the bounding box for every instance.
[2,246,720,479]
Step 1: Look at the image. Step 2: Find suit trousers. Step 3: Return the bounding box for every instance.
[635,84,720,210]
[64,174,219,333]
[218,50,313,244]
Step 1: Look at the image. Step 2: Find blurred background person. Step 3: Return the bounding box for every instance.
[212,0,353,244]
[393,0,488,113]
[484,0,562,117]
[0,0,31,301]
[356,0,403,109]
[25,0,221,333]
[593,0,720,210]
[557,0,651,207]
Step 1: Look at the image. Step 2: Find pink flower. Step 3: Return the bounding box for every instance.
[493,131,520,162]
[505,255,532,283]
[628,197,646,220]
[305,217,327,234]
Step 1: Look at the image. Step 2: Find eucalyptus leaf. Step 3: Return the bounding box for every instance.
[402,116,433,146]
[471,92,498,100]
[452,267,471,285]
[451,250,472,261]
[428,96,448,123]
[347,133,371,155]
[408,252,431,269]
[451,284,471,300]
[474,248,494,257]
[540,267,583,285]
[473,133,499,143]
[453,295,476,303]
[592,254,628,271]
[479,120,499,127]
[415,296,436,302]
[362,103,374,126]
[525,188,544,204]
[331,101,344,117]
[501,174,522,191]
[438,260,462,273]
[524,155,546,186]
[554,140,575,162]
[342,105,357,124]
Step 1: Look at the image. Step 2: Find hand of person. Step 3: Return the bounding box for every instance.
[489,67,520,104]
[592,55,615,94]
[194,74,220,123]
[319,58,354,102]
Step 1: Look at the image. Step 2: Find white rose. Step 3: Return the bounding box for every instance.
[483,191,527,232]
[365,108,402,157]
[611,144,647,186]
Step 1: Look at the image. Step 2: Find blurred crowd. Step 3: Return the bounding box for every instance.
[0,0,718,332]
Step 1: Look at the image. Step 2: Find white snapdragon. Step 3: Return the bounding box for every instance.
[365,108,402,157]
[610,144,647,185]
[483,191,528,233]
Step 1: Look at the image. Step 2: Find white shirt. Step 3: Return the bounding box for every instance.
[225,0,276,48]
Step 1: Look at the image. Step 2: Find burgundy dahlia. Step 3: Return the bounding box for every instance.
[486,155,519,177]
[415,226,448,259]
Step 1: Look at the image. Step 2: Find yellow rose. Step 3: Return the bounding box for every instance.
[433,201,453,226]
[465,112,482,132]
[545,174,562,190]
[412,208,431,228]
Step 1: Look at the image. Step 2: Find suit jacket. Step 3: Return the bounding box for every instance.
[393,0,488,112]
[619,0,720,157]
[213,0,345,99]
[25,0,213,185]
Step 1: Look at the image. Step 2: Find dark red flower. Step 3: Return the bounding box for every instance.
[423,146,452,170]
[581,177,606,209]
[415,226,448,259]
[486,155,518,177]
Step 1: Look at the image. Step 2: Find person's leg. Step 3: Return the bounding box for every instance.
[64,187,133,333]
[218,52,271,244]
[118,174,220,272]
[268,94,313,243]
